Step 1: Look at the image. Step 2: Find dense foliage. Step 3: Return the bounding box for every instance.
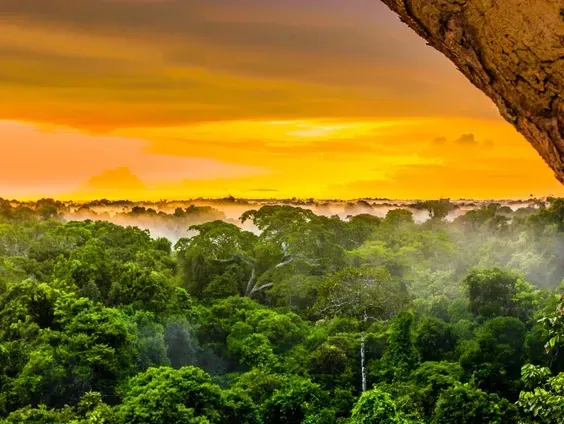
[0,197,563,423]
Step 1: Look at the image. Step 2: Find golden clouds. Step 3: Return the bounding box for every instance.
[0,0,497,131]
[114,117,564,200]
[84,167,146,192]
[0,121,267,199]
[1,115,562,200]
[0,0,561,199]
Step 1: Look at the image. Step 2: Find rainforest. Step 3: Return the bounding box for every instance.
[0,197,562,423]
[2,0,564,422]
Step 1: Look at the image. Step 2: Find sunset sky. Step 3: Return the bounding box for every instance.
[1,0,562,200]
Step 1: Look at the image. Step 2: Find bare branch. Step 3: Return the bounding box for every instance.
[211,256,237,264]
[233,253,257,267]
[318,298,351,315]
[274,256,294,269]
[249,282,274,297]
[244,266,257,297]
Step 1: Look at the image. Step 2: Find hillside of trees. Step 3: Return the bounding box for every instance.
[0,197,563,423]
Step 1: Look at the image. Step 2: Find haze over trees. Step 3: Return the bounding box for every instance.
[0,197,563,423]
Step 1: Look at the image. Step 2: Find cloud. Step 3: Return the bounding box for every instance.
[83,167,146,191]
[0,120,269,199]
[431,133,494,149]
[455,133,479,145]
[0,0,498,131]
[432,137,447,145]
[341,158,563,199]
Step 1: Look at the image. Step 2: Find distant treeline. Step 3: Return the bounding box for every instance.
[0,196,554,242]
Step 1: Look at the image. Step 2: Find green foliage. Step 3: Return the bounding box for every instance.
[350,389,408,424]
[415,317,457,362]
[517,295,564,423]
[262,377,326,424]
[117,366,223,424]
[412,200,455,221]
[308,342,353,390]
[411,361,464,418]
[1,405,78,424]
[164,316,201,369]
[460,316,526,397]
[381,311,420,380]
[228,331,278,369]
[539,293,564,355]
[432,383,519,423]
[315,267,408,322]
[518,365,564,423]
[0,200,563,423]
[221,387,260,424]
[464,268,530,319]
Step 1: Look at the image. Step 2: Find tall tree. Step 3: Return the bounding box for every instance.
[315,267,408,391]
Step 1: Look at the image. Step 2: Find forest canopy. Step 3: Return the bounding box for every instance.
[0,197,563,423]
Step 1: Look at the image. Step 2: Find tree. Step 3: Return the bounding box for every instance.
[517,295,564,423]
[464,268,529,319]
[529,198,564,233]
[164,316,201,369]
[241,205,346,273]
[262,377,325,424]
[176,216,321,299]
[345,214,381,249]
[228,331,278,370]
[132,311,169,371]
[381,311,420,381]
[56,238,114,300]
[49,295,138,405]
[411,361,463,419]
[350,389,408,424]
[415,317,457,362]
[518,365,564,423]
[108,262,180,313]
[221,387,260,424]
[432,383,519,424]
[384,209,414,226]
[412,200,454,221]
[459,316,526,398]
[455,204,510,232]
[1,405,77,423]
[539,291,564,359]
[116,366,224,424]
[1,197,564,423]
[0,291,138,412]
[232,369,286,405]
[307,343,353,390]
[315,267,409,391]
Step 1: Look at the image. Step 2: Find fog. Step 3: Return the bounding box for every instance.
[54,197,550,243]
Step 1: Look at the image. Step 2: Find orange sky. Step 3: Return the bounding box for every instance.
[0,0,562,200]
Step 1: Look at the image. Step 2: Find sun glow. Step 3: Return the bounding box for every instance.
[0,0,561,200]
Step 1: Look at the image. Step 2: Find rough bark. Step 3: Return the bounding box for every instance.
[361,308,368,392]
[379,0,564,184]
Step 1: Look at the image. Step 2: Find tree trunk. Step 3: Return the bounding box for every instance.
[379,0,564,184]
[361,308,368,392]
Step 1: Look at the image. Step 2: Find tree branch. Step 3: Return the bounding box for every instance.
[244,266,257,297]
[274,255,294,269]
[233,253,257,267]
[249,282,274,297]
[211,255,237,264]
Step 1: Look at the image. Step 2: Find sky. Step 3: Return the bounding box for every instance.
[0,0,562,200]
